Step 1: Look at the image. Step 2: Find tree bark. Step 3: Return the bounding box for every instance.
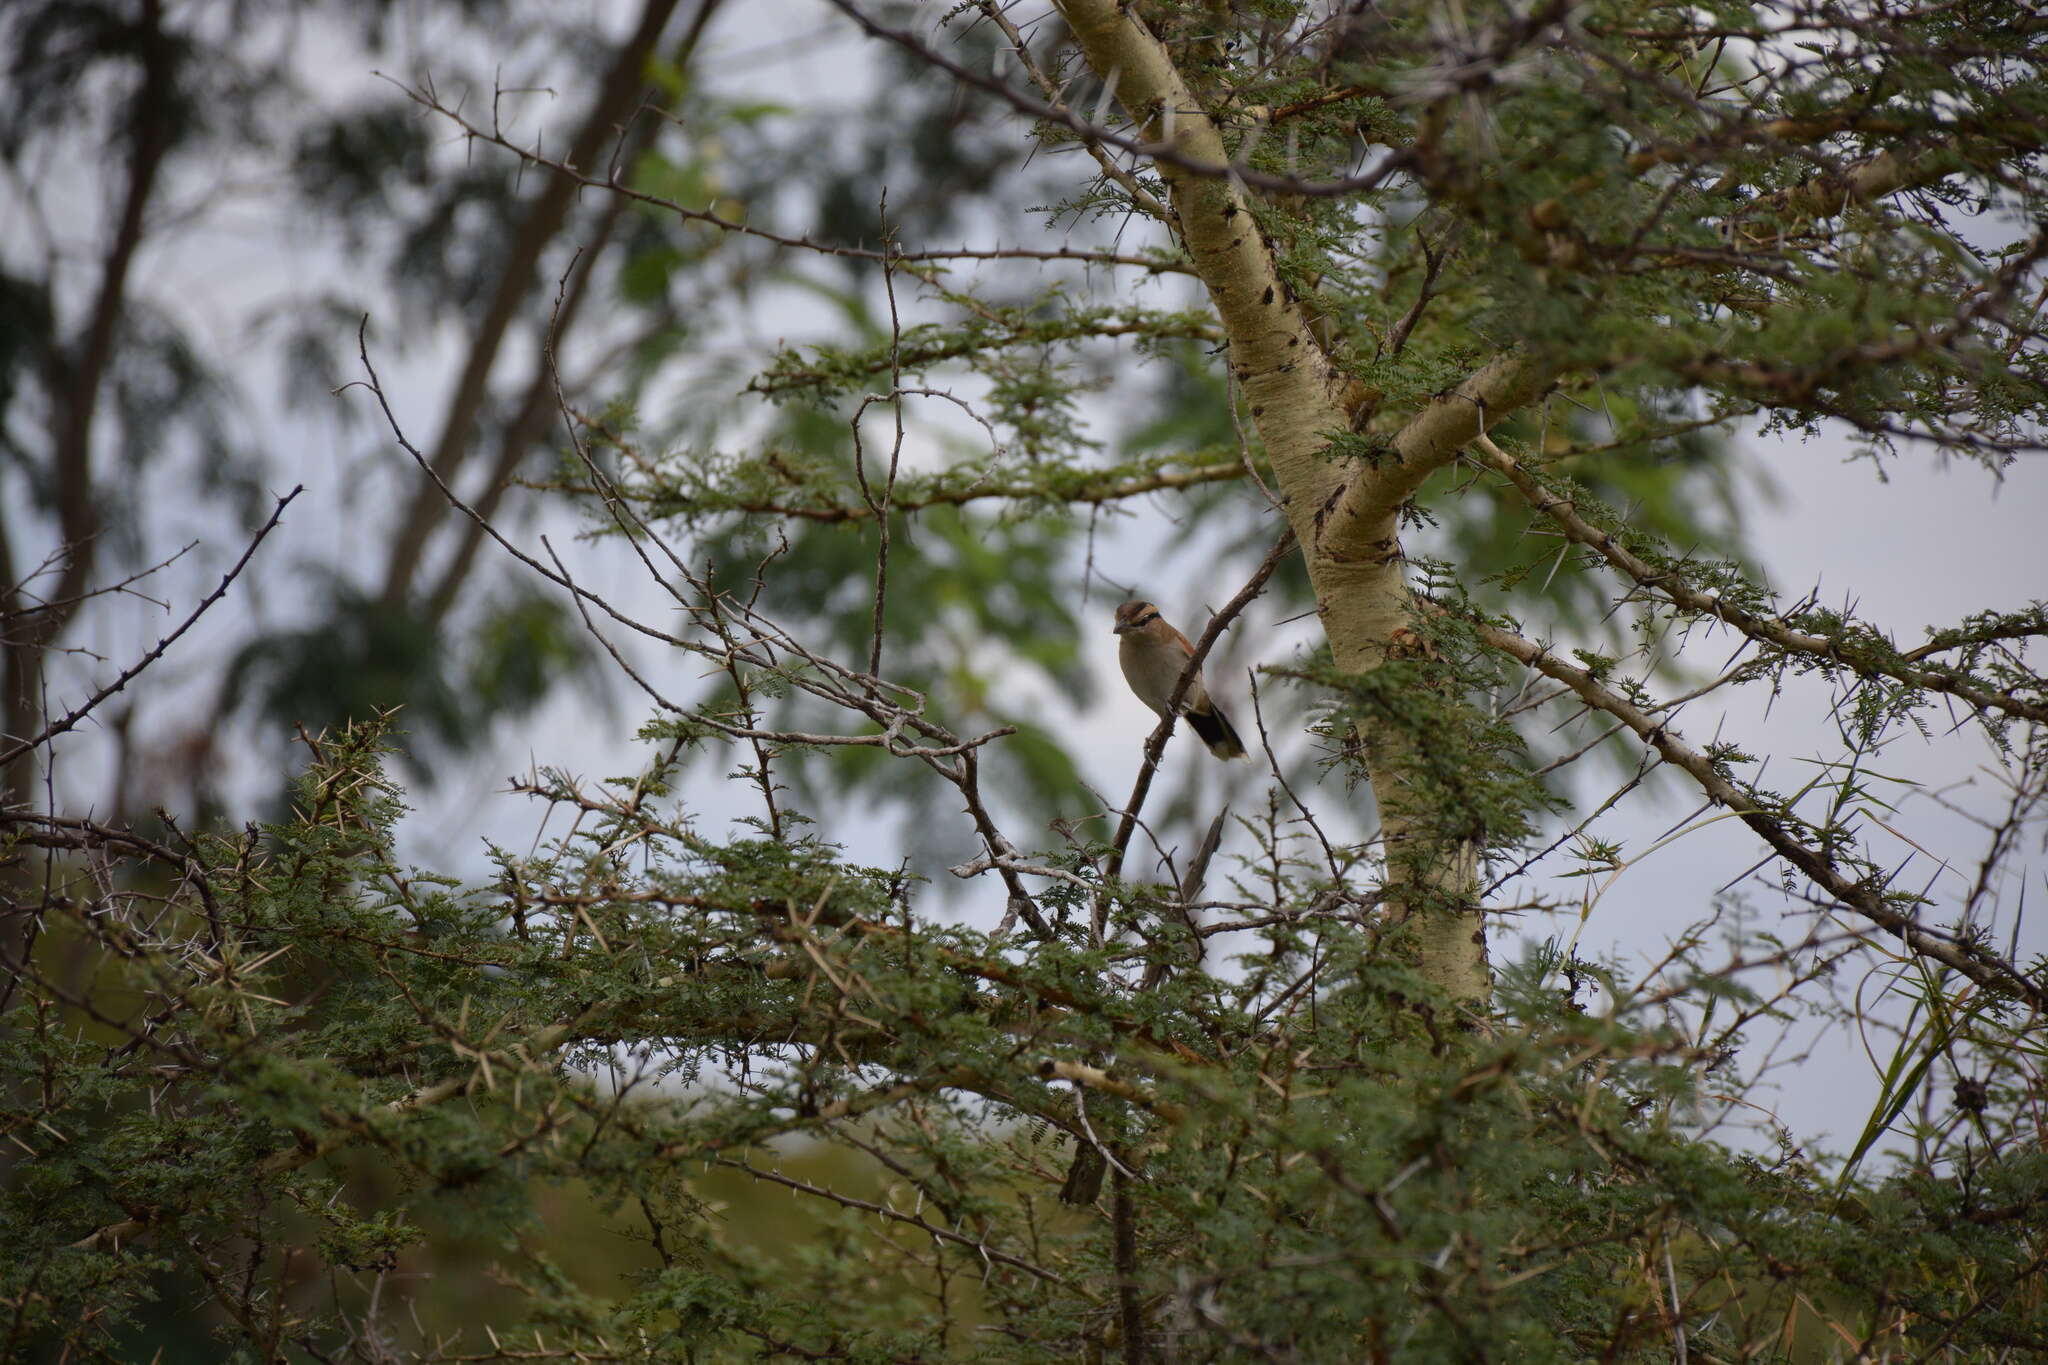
[1052,0,1546,1003]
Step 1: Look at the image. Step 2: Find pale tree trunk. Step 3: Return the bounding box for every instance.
[1055,0,1551,1005]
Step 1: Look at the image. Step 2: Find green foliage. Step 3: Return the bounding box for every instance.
[3,721,2042,1360]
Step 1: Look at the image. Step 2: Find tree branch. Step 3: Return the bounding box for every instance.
[1473,435,2048,726]
[1475,617,2046,1009]
[377,0,691,607]
[1100,527,1294,926]
[0,487,302,772]
[1316,354,1553,557]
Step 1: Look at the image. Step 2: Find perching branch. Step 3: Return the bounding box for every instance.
[1100,526,1295,913]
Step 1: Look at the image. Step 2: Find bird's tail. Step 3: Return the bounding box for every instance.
[1186,703,1247,760]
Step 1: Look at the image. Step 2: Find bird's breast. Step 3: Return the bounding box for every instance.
[1120,636,1200,714]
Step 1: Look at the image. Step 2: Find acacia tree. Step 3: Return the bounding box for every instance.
[3,1,2046,1361]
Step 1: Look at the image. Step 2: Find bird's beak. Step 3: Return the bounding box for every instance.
[1112,622,1130,635]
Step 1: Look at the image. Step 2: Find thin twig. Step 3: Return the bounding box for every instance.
[0,487,303,771]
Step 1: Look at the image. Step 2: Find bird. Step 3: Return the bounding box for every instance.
[1112,599,1246,759]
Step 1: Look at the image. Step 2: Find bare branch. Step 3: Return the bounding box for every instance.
[1474,434,2048,727]
[0,487,303,773]
[1476,616,2046,1009]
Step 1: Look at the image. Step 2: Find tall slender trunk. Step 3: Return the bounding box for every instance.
[1053,1,1547,1003]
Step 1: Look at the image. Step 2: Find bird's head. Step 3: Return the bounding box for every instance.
[1113,599,1163,636]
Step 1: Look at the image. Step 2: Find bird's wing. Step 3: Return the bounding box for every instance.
[1165,623,1216,710]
